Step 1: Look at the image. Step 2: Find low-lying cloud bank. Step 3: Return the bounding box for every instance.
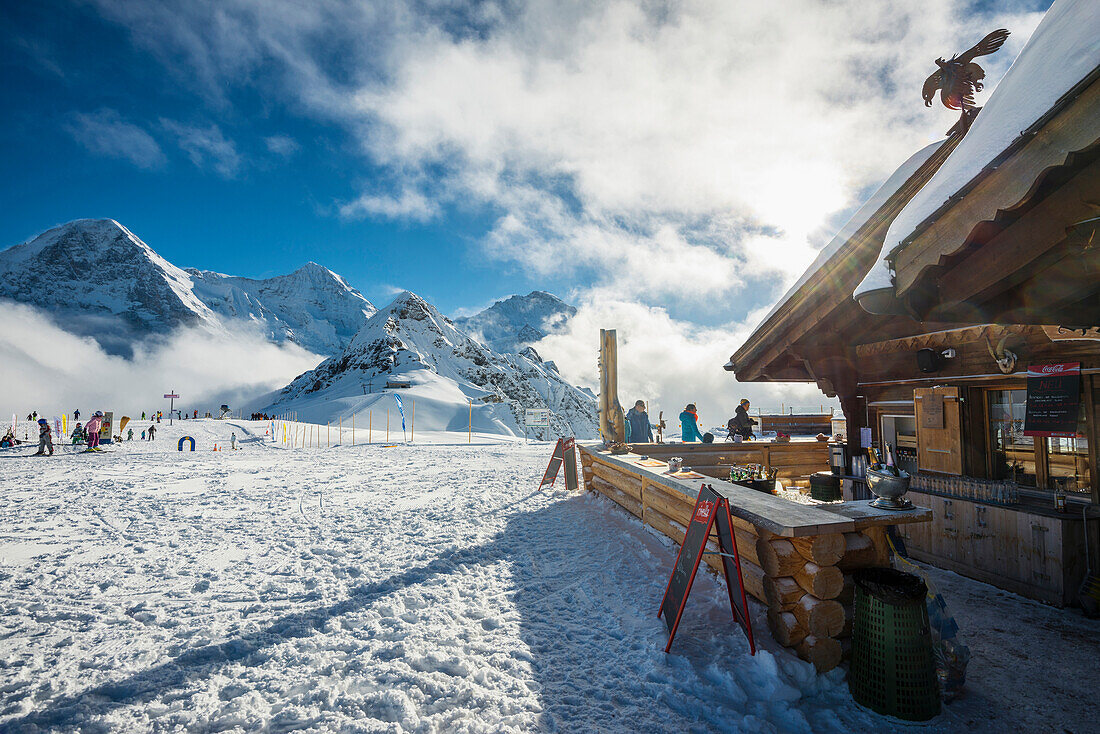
[0,301,323,421]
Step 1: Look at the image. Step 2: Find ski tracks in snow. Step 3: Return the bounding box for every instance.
[0,421,881,732]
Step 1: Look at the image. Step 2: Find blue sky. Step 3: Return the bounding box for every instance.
[0,0,558,313]
[0,0,1053,414]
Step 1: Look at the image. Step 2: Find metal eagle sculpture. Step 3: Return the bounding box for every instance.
[922,28,1011,111]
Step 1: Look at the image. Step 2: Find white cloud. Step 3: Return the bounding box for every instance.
[0,303,322,419]
[162,120,242,178]
[535,298,837,429]
[65,109,166,169]
[264,134,300,157]
[339,185,438,222]
[84,0,1048,414]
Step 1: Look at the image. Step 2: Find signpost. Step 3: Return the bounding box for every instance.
[538,438,579,491]
[658,483,755,655]
[164,391,179,426]
[525,408,551,442]
[1024,363,1082,437]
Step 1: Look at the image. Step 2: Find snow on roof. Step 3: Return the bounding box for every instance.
[856,0,1100,302]
[757,139,944,327]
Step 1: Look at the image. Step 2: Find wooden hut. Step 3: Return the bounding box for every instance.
[728,2,1100,606]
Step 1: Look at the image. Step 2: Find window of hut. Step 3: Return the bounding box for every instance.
[1045,403,1090,496]
[987,388,1037,487]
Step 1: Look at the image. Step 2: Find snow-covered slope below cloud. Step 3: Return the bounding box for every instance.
[260,292,597,438]
[454,291,576,354]
[186,263,376,356]
[0,219,217,356]
[0,219,374,358]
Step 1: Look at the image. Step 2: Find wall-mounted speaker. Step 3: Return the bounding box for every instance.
[917,348,942,373]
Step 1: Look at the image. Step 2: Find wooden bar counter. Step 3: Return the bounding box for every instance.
[578,443,931,672]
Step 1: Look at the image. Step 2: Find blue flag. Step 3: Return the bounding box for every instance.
[394,394,407,432]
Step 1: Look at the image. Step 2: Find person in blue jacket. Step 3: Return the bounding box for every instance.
[625,400,653,443]
[679,404,705,442]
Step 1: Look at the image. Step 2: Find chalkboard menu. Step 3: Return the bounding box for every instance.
[538,438,580,490]
[658,484,755,654]
[1024,363,1081,438]
[659,485,719,644]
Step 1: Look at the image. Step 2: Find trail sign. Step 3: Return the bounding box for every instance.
[164,390,179,425]
[163,393,179,399]
[538,437,579,491]
[658,483,755,655]
[525,408,550,427]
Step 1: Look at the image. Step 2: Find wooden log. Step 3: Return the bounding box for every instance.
[862,526,893,567]
[767,609,807,647]
[643,505,686,545]
[732,527,763,570]
[591,476,642,518]
[791,595,844,639]
[763,575,803,609]
[789,533,845,566]
[795,635,843,673]
[837,574,855,607]
[837,532,881,571]
[792,561,844,600]
[591,462,643,500]
[736,557,767,605]
[643,484,694,527]
[756,537,804,578]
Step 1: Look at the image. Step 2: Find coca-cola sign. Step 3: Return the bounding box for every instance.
[1024,362,1081,438]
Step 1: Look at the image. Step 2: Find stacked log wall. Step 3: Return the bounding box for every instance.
[579,448,892,673]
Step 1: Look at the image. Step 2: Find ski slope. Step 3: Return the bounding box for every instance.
[0,418,875,732]
[6,420,1093,731]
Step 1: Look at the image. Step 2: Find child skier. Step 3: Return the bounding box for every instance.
[230,432,237,450]
[141,429,146,440]
[127,428,134,441]
[35,418,53,456]
[71,423,85,444]
[85,411,103,451]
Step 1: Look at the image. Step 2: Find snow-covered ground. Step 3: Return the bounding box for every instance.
[1,420,1097,732]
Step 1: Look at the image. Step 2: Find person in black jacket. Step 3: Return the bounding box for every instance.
[728,399,757,440]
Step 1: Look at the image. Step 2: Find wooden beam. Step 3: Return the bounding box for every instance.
[854,324,1036,358]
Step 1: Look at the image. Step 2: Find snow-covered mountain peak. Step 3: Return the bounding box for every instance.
[454,290,577,353]
[0,218,374,357]
[262,290,597,438]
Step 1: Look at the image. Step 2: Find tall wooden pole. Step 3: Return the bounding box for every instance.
[599,329,626,443]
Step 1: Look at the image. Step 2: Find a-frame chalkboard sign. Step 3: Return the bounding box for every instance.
[658,483,755,655]
[538,437,579,491]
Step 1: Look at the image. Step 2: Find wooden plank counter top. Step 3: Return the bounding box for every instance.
[581,444,930,537]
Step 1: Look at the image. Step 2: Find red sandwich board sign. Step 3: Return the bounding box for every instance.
[538,437,579,491]
[658,483,755,655]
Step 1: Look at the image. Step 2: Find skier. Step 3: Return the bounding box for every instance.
[71,423,85,444]
[35,418,54,456]
[148,424,156,440]
[85,411,103,451]
[74,409,80,421]
[141,429,146,440]
[193,410,197,419]
[1,428,17,448]
[141,411,146,420]
[127,428,134,441]
[32,411,37,420]
[679,403,705,443]
[230,432,237,450]
[157,412,161,423]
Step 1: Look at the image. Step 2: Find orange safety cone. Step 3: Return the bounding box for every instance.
[213,444,218,451]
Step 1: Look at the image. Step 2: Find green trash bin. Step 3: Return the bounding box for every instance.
[849,567,940,721]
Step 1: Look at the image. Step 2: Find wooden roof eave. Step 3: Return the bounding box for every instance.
[893,67,1100,298]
